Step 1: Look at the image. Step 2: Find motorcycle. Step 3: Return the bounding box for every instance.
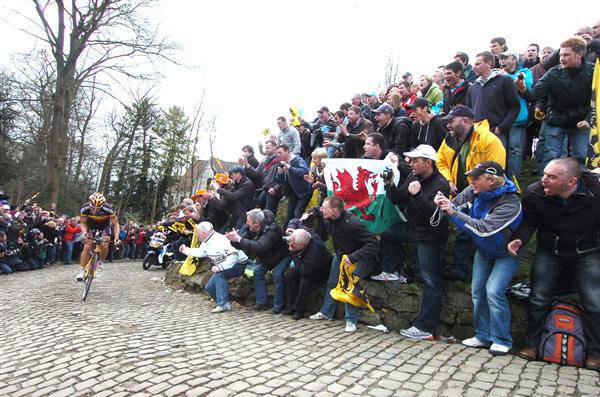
[142,232,174,270]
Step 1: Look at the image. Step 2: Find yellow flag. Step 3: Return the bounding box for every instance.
[179,229,199,276]
[587,59,600,169]
[330,255,374,312]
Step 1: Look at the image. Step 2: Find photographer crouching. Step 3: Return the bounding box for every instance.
[283,227,331,320]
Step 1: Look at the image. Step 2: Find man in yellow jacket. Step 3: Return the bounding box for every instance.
[436,105,506,281]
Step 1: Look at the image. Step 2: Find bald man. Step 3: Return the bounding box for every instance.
[284,228,331,320]
[507,158,600,370]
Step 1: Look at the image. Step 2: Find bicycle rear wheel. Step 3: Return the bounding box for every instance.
[82,255,97,301]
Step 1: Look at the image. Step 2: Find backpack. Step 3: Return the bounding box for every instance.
[538,301,587,367]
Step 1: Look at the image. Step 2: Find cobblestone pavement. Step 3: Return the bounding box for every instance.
[1,262,598,397]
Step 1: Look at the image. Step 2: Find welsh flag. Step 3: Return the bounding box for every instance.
[324,158,404,234]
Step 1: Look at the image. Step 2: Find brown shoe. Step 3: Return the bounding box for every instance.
[518,346,538,361]
[585,357,600,372]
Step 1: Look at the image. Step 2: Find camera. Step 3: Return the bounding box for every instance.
[282,236,291,243]
[278,162,286,169]
[380,167,393,180]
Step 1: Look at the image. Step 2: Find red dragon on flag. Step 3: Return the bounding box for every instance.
[325,159,404,234]
[331,167,379,221]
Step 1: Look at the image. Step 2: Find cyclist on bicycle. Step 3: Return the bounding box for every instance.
[77,193,120,281]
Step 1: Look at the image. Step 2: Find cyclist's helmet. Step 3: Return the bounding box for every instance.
[89,192,106,207]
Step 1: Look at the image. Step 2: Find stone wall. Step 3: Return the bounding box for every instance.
[164,261,529,344]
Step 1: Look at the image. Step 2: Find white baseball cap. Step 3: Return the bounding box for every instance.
[403,145,437,161]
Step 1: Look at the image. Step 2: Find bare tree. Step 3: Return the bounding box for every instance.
[19,0,178,206]
[384,53,401,87]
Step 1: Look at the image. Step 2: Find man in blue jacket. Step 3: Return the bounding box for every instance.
[275,144,312,226]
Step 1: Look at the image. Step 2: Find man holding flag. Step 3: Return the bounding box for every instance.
[300,196,379,333]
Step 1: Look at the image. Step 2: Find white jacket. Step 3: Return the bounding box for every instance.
[182,231,248,271]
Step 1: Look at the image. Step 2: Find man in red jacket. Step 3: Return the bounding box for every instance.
[62,217,81,265]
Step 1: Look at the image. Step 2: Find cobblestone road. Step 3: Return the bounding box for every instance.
[1,262,598,397]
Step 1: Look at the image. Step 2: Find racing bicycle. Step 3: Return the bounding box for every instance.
[82,231,103,301]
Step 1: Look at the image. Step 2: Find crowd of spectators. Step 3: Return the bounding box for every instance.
[172,24,600,371]
[2,23,599,370]
[0,198,158,275]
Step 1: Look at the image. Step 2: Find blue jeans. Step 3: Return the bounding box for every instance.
[319,255,362,324]
[499,126,525,179]
[205,263,246,306]
[63,241,74,264]
[413,244,445,334]
[380,221,409,274]
[128,241,136,259]
[451,228,473,280]
[525,250,600,356]
[253,257,291,308]
[541,122,589,169]
[326,146,337,158]
[471,252,519,347]
[0,262,12,274]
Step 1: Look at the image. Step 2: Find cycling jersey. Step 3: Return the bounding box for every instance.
[80,202,116,230]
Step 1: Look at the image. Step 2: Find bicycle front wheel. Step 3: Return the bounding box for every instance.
[82,255,97,301]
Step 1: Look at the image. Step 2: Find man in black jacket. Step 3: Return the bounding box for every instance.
[372,103,412,155]
[507,158,600,370]
[226,209,291,313]
[407,98,447,151]
[284,228,331,320]
[534,36,594,168]
[212,166,255,230]
[302,196,379,333]
[339,105,374,158]
[381,145,450,340]
[443,61,471,115]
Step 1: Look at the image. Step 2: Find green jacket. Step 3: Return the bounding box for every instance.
[424,83,443,107]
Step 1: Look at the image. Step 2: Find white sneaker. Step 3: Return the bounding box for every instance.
[211,303,231,313]
[345,322,357,333]
[462,336,491,348]
[309,312,329,320]
[76,268,85,281]
[372,272,406,282]
[489,343,511,356]
[371,272,390,281]
[400,326,434,340]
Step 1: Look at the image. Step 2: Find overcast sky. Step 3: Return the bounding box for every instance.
[1,0,596,161]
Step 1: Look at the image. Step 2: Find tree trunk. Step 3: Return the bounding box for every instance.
[46,69,76,206]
